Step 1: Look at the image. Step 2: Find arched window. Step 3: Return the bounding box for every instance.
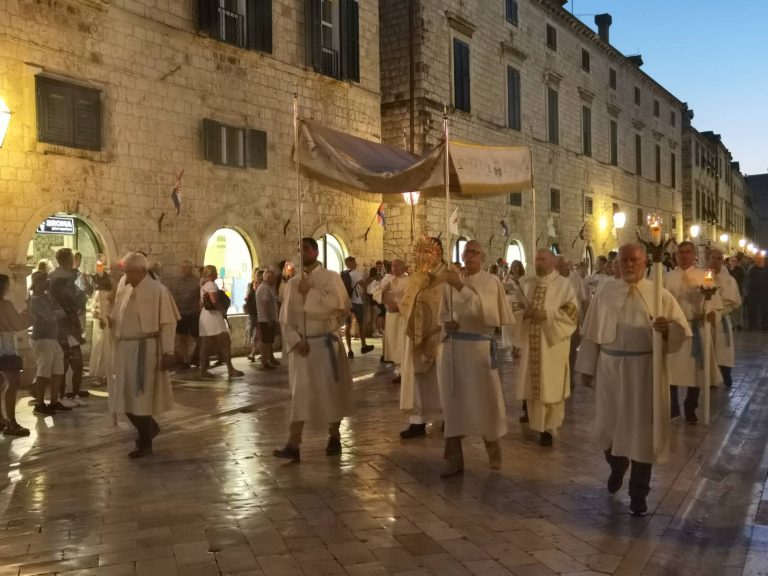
[582,245,594,275]
[505,239,527,269]
[550,243,561,255]
[453,236,468,265]
[204,228,255,314]
[317,234,345,273]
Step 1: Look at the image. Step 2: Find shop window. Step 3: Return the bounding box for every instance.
[204,228,254,314]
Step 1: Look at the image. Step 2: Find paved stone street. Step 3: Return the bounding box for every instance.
[1,334,767,576]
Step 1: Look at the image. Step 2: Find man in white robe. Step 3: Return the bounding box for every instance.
[375,259,409,384]
[664,241,722,423]
[112,252,180,458]
[398,237,447,439]
[274,237,353,462]
[709,248,740,388]
[576,243,690,516]
[438,240,514,477]
[557,256,587,385]
[511,249,579,446]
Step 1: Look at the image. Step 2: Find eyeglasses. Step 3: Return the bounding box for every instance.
[462,249,481,256]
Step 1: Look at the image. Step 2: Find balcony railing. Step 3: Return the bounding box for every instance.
[218,7,246,48]
[321,47,340,79]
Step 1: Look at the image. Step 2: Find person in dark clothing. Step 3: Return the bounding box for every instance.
[746,254,768,331]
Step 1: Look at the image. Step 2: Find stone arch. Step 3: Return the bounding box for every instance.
[308,223,353,257]
[195,212,263,269]
[15,202,119,267]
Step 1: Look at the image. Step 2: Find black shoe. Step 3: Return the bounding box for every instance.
[400,423,427,439]
[361,345,374,354]
[392,375,402,384]
[630,497,648,516]
[2,422,30,437]
[347,351,354,360]
[539,432,553,447]
[685,410,698,425]
[607,469,625,494]
[326,437,342,456]
[77,390,90,398]
[380,355,386,363]
[33,403,56,416]
[213,360,225,367]
[129,446,153,459]
[50,401,72,412]
[273,445,300,462]
[519,413,529,423]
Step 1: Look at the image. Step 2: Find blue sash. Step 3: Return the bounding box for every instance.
[447,331,498,369]
[721,316,732,348]
[306,333,340,381]
[690,320,703,370]
[601,348,652,357]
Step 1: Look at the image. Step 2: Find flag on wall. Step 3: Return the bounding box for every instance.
[500,219,509,238]
[170,170,184,215]
[376,204,386,229]
[448,207,460,236]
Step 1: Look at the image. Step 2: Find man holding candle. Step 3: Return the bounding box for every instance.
[576,243,691,516]
[663,241,722,423]
[709,248,741,388]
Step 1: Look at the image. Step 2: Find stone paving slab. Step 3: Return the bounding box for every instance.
[1,334,767,575]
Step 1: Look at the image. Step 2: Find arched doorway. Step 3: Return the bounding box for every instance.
[549,243,561,255]
[505,239,527,269]
[582,245,594,275]
[453,236,469,266]
[317,233,346,273]
[27,214,104,282]
[203,227,255,315]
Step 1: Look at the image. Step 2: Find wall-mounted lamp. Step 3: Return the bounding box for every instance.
[402,191,420,206]
[612,211,626,230]
[719,233,729,244]
[689,224,700,239]
[0,98,11,148]
[738,238,747,249]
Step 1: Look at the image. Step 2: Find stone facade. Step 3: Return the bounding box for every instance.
[0,0,383,310]
[379,0,684,268]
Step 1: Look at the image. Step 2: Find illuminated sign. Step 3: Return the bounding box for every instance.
[37,216,75,235]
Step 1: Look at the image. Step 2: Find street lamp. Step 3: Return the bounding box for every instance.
[0,97,11,148]
[690,224,700,239]
[738,238,747,249]
[613,211,626,230]
[719,233,729,244]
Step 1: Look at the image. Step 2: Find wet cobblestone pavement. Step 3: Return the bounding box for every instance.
[1,334,767,576]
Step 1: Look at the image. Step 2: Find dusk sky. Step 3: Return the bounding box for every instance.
[568,0,767,176]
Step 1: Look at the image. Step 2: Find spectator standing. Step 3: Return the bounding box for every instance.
[198,265,244,379]
[244,269,264,362]
[745,254,768,331]
[341,256,374,359]
[28,271,71,415]
[0,274,33,436]
[49,248,86,406]
[88,273,114,387]
[170,259,201,369]
[256,270,280,370]
[728,255,745,330]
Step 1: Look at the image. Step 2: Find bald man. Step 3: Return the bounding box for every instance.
[576,243,690,516]
[510,249,579,446]
[438,240,515,477]
[709,248,741,388]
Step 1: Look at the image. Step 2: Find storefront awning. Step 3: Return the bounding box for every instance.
[297,120,532,198]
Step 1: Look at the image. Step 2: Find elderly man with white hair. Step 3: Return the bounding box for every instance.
[438,239,514,477]
[576,243,690,516]
[111,252,180,458]
[510,249,579,447]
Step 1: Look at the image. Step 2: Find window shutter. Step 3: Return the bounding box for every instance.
[506,0,518,24]
[547,88,558,144]
[247,0,272,53]
[247,129,268,169]
[225,125,245,167]
[198,0,220,36]
[453,39,470,112]
[203,119,222,163]
[340,0,360,82]
[37,78,73,146]
[507,67,520,130]
[73,87,101,150]
[306,0,323,72]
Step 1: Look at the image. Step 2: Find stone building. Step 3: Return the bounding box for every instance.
[0,0,383,318]
[379,0,685,269]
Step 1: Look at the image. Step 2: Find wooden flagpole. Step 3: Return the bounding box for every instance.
[293,94,307,342]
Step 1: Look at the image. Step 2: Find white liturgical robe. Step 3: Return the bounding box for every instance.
[714,267,741,368]
[112,276,180,416]
[437,270,514,439]
[376,274,409,365]
[576,279,691,463]
[510,271,579,433]
[280,264,353,425]
[663,266,722,388]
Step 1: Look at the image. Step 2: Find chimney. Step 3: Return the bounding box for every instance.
[627,55,644,67]
[595,13,612,44]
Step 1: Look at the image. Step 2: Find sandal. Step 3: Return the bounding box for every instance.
[3,422,30,437]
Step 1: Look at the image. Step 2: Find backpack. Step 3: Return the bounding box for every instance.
[341,270,354,297]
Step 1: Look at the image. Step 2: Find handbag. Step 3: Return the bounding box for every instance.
[0,354,23,373]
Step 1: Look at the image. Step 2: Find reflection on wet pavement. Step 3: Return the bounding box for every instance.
[0,335,767,575]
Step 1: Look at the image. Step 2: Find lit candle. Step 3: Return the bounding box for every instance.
[703,269,715,289]
[647,214,662,245]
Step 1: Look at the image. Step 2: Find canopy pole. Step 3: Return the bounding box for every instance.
[293,94,307,343]
[444,105,457,398]
[529,147,537,256]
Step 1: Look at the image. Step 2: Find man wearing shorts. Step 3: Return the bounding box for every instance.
[170,259,201,369]
[342,256,374,359]
[256,270,280,370]
[28,271,72,415]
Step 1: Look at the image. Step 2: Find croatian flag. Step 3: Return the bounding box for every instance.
[170,170,184,215]
[376,204,386,229]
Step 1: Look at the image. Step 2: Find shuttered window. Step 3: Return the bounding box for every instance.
[610,120,618,166]
[655,144,661,182]
[36,77,101,150]
[203,119,267,169]
[507,66,521,130]
[505,0,518,25]
[509,192,522,207]
[198,0,272,53]
[306,0,359,81]
[546,24,557,50]
[550,188,560,213]
[635,134,642,175]
[671,152,676,188]
[581,106,592,157]
[584,195,593,216]
[547,87,559,145]
[453,39,471,112]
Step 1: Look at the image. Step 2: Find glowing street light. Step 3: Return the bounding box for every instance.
[613,211,626,230]
[719,233,729,244]
[738,238,747,249]
[689,224,700,239]
[402,191,420,205]
[0,97,11,148]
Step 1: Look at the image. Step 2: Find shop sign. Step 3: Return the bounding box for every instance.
[37,216,75,235]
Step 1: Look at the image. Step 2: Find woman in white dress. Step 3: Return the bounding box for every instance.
[89,274,114,387]
[198,265,243,379]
